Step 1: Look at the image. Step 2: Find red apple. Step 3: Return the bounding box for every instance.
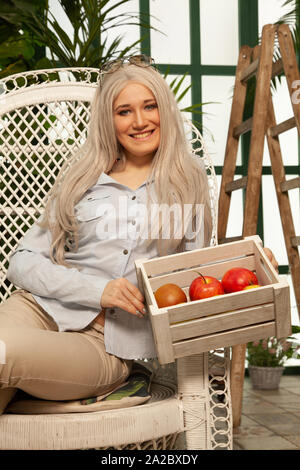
[222,267,259,293]
[154,283,187,308]
[189,272,224,301]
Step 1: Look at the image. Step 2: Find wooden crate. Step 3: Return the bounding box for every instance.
[135,236,291,364]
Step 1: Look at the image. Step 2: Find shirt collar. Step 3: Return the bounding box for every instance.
[96,172,154,189]
[96,172,115,185]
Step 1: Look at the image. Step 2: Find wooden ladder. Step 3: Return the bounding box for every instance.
[218,23,300,428]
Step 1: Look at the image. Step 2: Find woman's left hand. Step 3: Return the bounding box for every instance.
[263,247,279,273]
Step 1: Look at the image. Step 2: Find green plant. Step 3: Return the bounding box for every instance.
[247,325,300,367]
[0,0,155,77]
[276,0,300,51]
[0,1,209,125]
[0,0,47,78]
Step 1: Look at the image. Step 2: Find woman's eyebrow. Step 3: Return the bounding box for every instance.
[114,99,156,111]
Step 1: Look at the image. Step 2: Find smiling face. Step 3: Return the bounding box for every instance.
[113,82,160,163]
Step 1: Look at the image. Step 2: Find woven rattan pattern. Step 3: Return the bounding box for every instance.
[0,69,218,301]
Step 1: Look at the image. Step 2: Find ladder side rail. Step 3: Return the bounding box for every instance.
[266,96,300,320]
[217,46,252,242]
[230,26,276,429]
[243,25,276,236]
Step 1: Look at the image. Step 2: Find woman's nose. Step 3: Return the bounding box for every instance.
[133,110,147,128]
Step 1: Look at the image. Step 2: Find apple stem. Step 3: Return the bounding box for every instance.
[193,271,207,284]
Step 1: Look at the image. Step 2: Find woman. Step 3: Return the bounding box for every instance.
[0,56,278,414]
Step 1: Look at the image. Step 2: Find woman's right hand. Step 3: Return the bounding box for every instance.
[100,278,146,318]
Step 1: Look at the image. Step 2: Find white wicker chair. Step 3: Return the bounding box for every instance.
[0,68,232,450]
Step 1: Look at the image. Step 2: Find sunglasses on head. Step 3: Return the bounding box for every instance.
[100,54,156,74]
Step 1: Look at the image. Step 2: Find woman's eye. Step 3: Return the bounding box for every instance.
[119,109,130,116]
[146,103,157,110]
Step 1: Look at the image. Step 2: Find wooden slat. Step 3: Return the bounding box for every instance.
[134,258,150,297]
[139,263,157,307]
[173,322,276,359]
[271,58,284,78]
[240,57,259,82]
[252,237,281,284]
[240,57,283,83]
[272,59,283,78]
[253,251,276,286]
[218,235,243,244]
[142,237,256,278]
[273,283,292,339]
[233,118,253,137]
[148,306,175,365]
[268,116,296,137]
[225,176,248,193]
[170,304,275,342]
[280,176,300,192]
[167,285,274,325]
[148,254,256,291]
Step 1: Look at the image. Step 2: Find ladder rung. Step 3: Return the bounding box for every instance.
[233,118,253,137]
[268,117,296,137]
[241,57,283,83]
[225,176,248,194]
[218,236,244,245]
[271,58,283,79]
[291,236,300,247]
[240,58,259,82]
[281,177,300,192]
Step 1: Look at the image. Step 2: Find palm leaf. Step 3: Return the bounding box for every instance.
[0,0,159,73]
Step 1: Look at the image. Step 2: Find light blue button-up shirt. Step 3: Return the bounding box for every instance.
[7,172,204,359]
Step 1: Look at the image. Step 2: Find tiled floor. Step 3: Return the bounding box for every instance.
[233,374,300,450]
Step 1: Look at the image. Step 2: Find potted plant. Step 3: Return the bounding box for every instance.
[247,326,300,390]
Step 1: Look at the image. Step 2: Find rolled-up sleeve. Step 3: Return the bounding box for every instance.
[7,218,109,309]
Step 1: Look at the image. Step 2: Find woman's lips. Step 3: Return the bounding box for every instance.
[130,130,154,140]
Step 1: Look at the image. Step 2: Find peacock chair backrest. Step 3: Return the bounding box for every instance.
[0,67,218,302]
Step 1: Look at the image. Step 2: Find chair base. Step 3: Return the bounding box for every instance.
[0,383,183,450]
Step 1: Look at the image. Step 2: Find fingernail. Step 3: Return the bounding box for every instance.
[136,310,143,318]
[142,308,146,314]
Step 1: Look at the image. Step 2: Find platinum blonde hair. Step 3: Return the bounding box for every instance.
[40,64,212,266]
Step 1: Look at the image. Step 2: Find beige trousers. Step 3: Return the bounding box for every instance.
[0,290,132,413]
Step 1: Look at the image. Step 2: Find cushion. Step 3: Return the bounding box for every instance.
[6,363,153,414]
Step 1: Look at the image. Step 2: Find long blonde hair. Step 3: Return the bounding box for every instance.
[40,64,212,266]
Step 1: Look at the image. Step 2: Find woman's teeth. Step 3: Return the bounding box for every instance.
[132,131,152,139]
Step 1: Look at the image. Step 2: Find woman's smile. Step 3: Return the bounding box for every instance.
[130,130,155,140]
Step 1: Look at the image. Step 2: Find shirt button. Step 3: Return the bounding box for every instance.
[131,220,136,225]
[123,249,128,255]
[131,195,136,200]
